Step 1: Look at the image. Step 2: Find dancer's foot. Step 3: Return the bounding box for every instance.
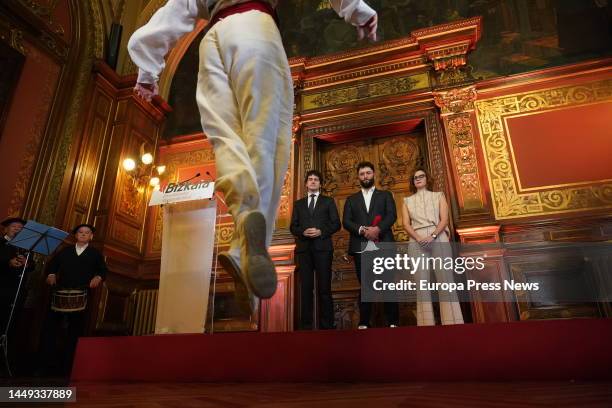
[241,210,277,298]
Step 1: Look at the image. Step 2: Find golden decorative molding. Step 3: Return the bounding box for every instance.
[444,114,484,210]
[215,222,234,246]
[302,134,314,173]
[165,149,215,179]
[151,206,163,252]
[293,37,418,68]
[0,20,27,54]
[301,72,430,110]
[91,0,105,59]
[423,113,448,195]
[475,80,612,219]
[291,115,301,144]
[39,31,68,59]
[119,178,145,218]
[18,0,66,35]
[434,85,484,210]
[277,168,292,221]
[412,16,482,40]
[434,86,478,116]
[303,106,430,137]
[302,57,428,90]
[414,17,481,89]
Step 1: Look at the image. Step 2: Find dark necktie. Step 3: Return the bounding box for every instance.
[308,194,316,214]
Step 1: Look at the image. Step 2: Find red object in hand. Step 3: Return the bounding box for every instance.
[371,215,382,227]
[370,215,382,242]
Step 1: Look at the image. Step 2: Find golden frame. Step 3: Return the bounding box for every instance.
[475,79,612,219]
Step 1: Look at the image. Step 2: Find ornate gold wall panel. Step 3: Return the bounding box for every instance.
[476,80,612,219]
[434,86,487,214]
[444,114,485,210]
[302,72,430,110]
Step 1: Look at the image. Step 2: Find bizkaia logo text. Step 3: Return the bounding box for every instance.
[164,181,211,193]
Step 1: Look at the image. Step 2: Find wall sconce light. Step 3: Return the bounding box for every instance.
[123,143,165,193]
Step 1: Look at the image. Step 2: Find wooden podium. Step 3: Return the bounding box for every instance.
[149,181,216,334]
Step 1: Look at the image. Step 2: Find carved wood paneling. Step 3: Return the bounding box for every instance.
[260,266,294,333]
[64,89,114,229]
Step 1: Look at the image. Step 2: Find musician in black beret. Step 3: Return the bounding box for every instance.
[38,223,107,375]
[45,224,106,290]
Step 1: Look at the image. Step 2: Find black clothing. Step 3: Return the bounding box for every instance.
[354,253,399,327]
[342,188,398,327]
[342,189,397,255]
[46,245,107,289]
[0,237,32,333]
[290,194,341,329]
[39,244,107,376]
[290,195,341,253]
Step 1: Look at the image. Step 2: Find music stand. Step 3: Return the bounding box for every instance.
[1,220,68,376]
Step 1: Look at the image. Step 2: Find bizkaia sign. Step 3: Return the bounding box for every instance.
[163,180,211,193]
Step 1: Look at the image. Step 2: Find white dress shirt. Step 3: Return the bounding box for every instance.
[75,243,89,256]
[361,186,375,212]
[307,191,320,209]
[358,186,376,236]
[128,0,377,83]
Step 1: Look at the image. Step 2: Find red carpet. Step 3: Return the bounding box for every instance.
[71,318,612,382]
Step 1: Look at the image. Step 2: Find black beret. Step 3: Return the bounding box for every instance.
[1,217,27,227]
[72,224,96,234]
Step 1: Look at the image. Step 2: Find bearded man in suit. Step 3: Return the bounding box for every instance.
[342,162,398,329]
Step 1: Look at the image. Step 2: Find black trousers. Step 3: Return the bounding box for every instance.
[38,310,86,376]
[0,283,21,334]
[297,249,334,330]
[354,253,399,327]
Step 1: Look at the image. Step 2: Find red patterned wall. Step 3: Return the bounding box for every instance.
[0,41,60,218]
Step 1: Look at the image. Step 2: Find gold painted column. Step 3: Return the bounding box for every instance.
[434,86,489,215]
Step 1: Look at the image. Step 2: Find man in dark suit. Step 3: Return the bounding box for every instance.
[343,162,398,329]
[290,170,341,330]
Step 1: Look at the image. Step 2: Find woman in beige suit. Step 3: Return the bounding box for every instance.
[402,169,464,326]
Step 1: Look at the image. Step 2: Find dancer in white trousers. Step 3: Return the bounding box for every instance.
[128,0,378,310]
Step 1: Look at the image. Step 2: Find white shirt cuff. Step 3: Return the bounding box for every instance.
[351,2,376,26]
[137,70,158,84]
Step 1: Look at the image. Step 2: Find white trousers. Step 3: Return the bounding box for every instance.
[410,226,464,326]
[196,10,294,263]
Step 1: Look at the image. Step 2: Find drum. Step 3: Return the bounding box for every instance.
[51,289,87,312]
